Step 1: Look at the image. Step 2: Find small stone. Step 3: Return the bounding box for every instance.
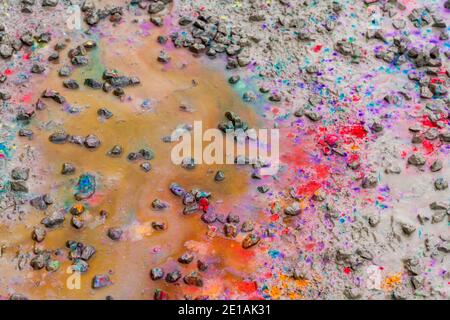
[49,131,69,144]
[10,181,28,193]
[32,227,46,242]
[140,162,152,172]
[242,233,260,249]
[11,167,29,181]
[84,78,102,89]
[305,110,322,122]
[241,221,254,232]
[84,134,101,149]
[257,185,269,193]
[31,64,45,74]
[92,274,112,289]
[183,271,203,287]
[362,174,378,188]
[181,157,195,170]
[97,108,113,119]
[178,252,194,264]
[197,260,208,271]
[107,228,123,240]
[214,170,225,181]
[224,223,238,238]
[150,268,164,280]
[434,178,448,190]
[408,153,426,166]
[157,50,170,63]
[71,216,84,229]
[401,223,417,235]
[61,163,76,175]
[107,145,123,157]
[165,270,181,283]
[284,203,301,216]
[41,210,65,228]
[228,75,240,84]
[59,65,71,77]
[151,221,167,231]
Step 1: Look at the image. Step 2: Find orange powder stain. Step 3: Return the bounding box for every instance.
[382,273,402,290]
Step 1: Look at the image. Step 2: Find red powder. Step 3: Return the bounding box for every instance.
[237,281,258,294]
[343,267,351,274]
[305,243,316,252]
[422,140,434,154]
[324,134,339,146]
[296,181,321,196]
[315,165,329,179]
[21,94,32,103]
[270,214,279,221]
[4,69,13,75]
[272,107,279,114]
[312,44,322,52]
[339,125,367,139]
[23,53,30,61]
[352,95,360,102]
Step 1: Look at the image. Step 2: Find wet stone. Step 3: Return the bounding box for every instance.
[11,167,29,181]
[107,228,123,241]
[408,153,426,166]
[157,50,171,63]
[84,134,101,149]
[401,223,417,235]
[362,174,378,188]
[10,181,28,193]
[152,199,168,210]
[224,223,238,238]
[183,272,203,287]
[84,78,102,89]
[59,65,71,77]
[49,131,69,144]
[214,170,225,181]
[31,64,45,74]
[18,129,34,139]
[68,135,85,145]
[92,274,112,289]
[430,160,443,172]
[97,108,113,119]
[32,227,46,242]
[201,211,217,224]
[41,210,65,228]
[241,221,254,232]
[150,268,164,280]
[140,161,151,171]
[434,178,448,190]
[178,252,194,264]
[63,79,79,89]
[242,233,260,249]
[61,163,76,175]
[170,183,185,196]
[228,75,240,84]
[71,216,84,229]
[284,203,301,216]
[108,145,123,157]
[151,221,167,231]
[165,270,182,283]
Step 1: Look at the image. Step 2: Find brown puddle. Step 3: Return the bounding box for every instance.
[0,15,264,299]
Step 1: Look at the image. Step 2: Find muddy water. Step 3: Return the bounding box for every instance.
[0,15,264,299]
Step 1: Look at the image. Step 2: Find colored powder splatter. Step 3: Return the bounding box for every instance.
[312,44,323,52]
[422,140,434,154]
[339,125,367,139]
[236,281,258,294]
[296,181,321,196]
